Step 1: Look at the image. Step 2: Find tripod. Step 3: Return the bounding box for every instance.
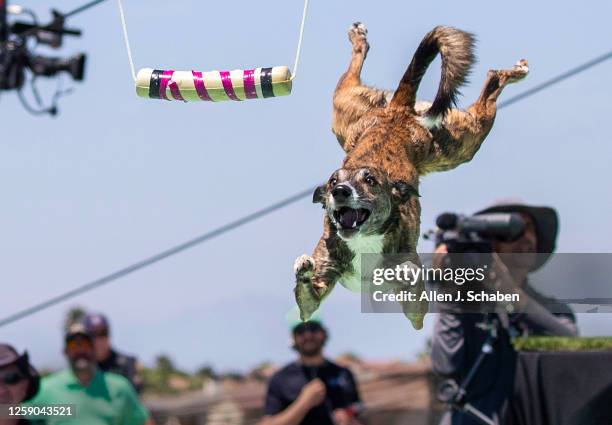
[436,315,501,425]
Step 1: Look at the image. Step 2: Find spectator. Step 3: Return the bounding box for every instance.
[262,319,363,425]
[0,344,41,425]
[26,324,152,425]
[83,313,143,393]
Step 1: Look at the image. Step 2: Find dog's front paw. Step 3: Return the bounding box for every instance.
[293,255,320,321]
[294,254,315,283]
[348,22,369,55]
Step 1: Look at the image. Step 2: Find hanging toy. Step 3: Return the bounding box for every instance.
[135,67,292,102]
[117,0,308,102]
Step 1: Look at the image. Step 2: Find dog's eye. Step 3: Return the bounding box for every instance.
[329,178,338,186]
[365,175,377,186]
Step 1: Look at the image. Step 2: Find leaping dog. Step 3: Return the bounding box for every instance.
[294,23,528,329]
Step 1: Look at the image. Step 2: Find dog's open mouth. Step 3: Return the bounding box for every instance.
[334,207,371,230]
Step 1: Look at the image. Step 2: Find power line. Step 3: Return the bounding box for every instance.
[64,0,108,19]
[0,187,315,328]
[1,49,611,329]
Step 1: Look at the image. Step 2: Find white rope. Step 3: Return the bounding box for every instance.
[290,0,309,81]
[117,0,136,81]
[115,0,309,83]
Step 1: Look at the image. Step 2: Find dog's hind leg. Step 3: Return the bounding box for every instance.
[471,59,529,119]
[332,23,388,152]
[415,60,529,174]
[337,22,370,90]
[449,59,529,141]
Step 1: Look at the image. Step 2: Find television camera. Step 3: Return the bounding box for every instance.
[0,0,104,115]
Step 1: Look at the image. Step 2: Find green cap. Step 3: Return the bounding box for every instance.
[286,306,323,331]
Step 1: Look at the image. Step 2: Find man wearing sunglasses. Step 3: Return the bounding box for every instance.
[26,324,153,425]
[0,344,42,425]
[431,202,578,425]
[262,320,363,425]
[82,313,143,394]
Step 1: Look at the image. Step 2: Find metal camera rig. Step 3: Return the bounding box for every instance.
[436,314,502,425]
[0,0,105,116]
[424,212,526,424]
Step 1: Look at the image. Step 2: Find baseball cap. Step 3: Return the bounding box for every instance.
[286,306,325,334]
[82,313,110,335]
[65,323,92,343]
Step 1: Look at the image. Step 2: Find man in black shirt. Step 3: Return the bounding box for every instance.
[262,321,363,425]
[82,313,143,393]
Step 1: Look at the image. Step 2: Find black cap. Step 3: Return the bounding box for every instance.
[65,323,92,343]
[475,201,559,270]
[0,344,40,401]
[82,313,109,334]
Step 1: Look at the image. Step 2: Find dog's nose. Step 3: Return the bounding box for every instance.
[332,185,352,201]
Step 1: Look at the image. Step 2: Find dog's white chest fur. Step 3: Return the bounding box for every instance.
[340,233,385,292]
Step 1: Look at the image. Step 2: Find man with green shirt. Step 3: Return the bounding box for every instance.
[27,324,153,425]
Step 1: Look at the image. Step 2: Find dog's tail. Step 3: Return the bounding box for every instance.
[389,26,476,128]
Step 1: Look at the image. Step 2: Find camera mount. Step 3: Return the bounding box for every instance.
[436,315,501,425]
[0,0,106,116]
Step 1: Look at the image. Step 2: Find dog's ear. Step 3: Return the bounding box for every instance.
[392,181,420,202]
[312,185,327,204]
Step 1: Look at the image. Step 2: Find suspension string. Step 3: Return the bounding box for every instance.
[117,0,136,81]
[116,0,309,83]
[290,0,309,81]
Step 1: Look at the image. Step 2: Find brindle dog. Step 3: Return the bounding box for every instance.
[294,23,528,329]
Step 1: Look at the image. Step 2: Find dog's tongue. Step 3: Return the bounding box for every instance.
[339,208,358,228]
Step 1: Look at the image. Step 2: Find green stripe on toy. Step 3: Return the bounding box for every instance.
[513,337,612,352]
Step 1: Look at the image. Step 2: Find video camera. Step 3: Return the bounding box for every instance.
[0,2,88,115]
[433,212,525,254]
[424,211,526,273]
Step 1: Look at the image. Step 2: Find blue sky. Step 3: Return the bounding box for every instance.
[1,0,611,373]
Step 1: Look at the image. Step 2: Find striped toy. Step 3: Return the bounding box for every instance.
[135,66,292,102]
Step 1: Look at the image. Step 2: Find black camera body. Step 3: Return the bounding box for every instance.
[0,2,87,114]
[432,212,525,271]
[435,212,525,253]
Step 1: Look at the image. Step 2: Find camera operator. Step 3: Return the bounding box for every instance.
[430,202,577,425]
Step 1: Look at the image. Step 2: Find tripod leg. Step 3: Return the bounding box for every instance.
[463,404,498,425]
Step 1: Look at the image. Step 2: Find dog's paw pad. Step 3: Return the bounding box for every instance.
[294,255,314,279]
[348,22,368,48]
[348,22,368,35]
[513,59,529,74]
[355,22,368,35]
